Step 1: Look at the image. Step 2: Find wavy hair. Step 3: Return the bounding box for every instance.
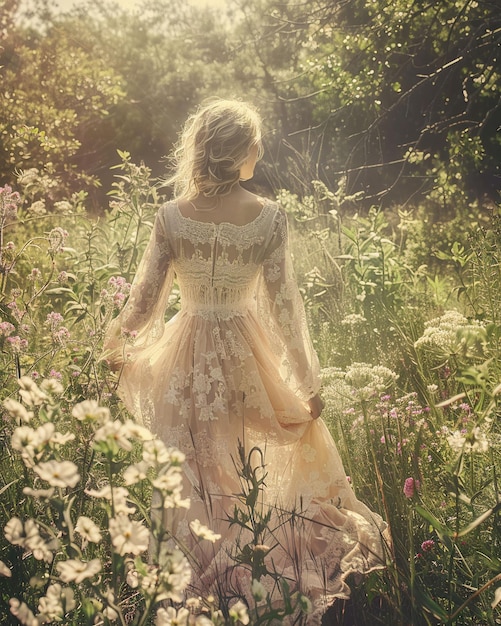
[167,99,263,199]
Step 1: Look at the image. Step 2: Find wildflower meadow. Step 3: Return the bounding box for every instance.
[1,0,500,623]
[0,157,500,625]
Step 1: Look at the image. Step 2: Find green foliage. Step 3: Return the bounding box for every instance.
[0,12,124,199]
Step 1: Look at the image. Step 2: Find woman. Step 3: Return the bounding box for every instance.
[104,99,387,621]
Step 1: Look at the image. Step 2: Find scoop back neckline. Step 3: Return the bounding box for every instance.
[172,198,274,228]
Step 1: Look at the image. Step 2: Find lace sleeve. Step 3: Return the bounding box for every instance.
[103,207,174,365]
[257,207,320,401]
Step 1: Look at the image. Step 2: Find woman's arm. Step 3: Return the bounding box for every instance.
[259,207,321,405]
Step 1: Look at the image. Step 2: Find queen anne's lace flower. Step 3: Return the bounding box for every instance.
[414,310,484,358]
[344,362,398,401]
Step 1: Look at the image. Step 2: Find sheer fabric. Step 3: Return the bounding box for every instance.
[104,199,387,622]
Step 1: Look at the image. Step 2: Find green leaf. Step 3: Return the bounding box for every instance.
[456,502,501,538]
[414,586,449,621]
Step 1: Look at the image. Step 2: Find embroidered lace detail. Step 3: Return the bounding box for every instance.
[103,198,387,619]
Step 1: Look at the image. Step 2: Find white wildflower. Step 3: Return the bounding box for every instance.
[229,600,250,625]
[85,485,135,515]
[414,310,484,358]
[341,313,367,327]
[189,519,221,543]
[195,616,215,626]
[57,558,101,583]
[156,606,190,626]
[9,598,38,626]
[168,447,186,464]
[103,590,119,621]
[126,564,139,588]
[447,427,489,454]
[72,399,110,424]
[447,430,466,453]
[18,376,48,406]
[50,430,75,446]
[34,460,80,488]
[40,378,64,396]
[23,486,55,499]
[4,517,26,546]
[140,567,159,595]
[142,439,172,465]
[344,362,398,401]
[11,426,39,461]
[124,419,154,441]
[123,461,149,485]
[28,532,56,563]
[34,422,56,448]
[37,583,75,621]
[492,586,501,609]
[152,467,183,492]
[109,515,149,556]
[3,397,34,422]
[94,420,133,451]
[162,491,191,510]
[467,426,489,453]
[0,560,12,577]
[75,516,102,544]
[156,547,191,603]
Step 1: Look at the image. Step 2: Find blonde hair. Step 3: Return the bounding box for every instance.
[168,99,263,199]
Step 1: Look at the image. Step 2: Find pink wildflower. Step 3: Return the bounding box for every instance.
[0,321,15,337]
[28,268,42,281]
[46,312,64,330]
[0,185,21,221]
[403,477,420,499]
[421,539,435,552]
[6,336,28,352]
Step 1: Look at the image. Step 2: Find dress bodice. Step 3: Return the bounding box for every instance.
[167,201,274,317]
[105,198,320,401]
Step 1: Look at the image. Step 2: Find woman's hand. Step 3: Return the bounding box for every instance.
[307,393,324,419]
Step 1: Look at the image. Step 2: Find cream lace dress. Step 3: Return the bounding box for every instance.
[105,198,387,620]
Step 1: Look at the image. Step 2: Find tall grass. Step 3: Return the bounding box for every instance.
[0,164,500,625]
